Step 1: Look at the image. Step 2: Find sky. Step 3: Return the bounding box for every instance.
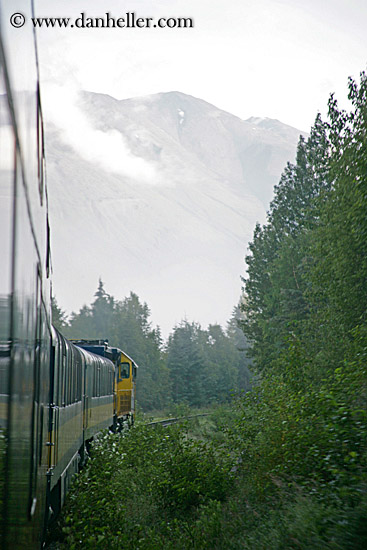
[35,0,367,132]
[25,0,367,331]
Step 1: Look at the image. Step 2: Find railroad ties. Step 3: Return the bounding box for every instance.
[146,413,209,428]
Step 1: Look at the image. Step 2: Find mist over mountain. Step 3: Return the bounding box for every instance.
[45,91,304,335]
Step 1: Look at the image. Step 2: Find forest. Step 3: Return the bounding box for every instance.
[51,72,367,549]
[52,284,252,412]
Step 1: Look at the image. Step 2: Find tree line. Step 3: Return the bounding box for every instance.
[52,282,252,412]
[230,71,367,545]
[53,72,367,548]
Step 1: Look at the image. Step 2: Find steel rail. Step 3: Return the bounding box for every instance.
[146,413,210,427]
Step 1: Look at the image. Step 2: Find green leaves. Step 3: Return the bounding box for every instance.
[56,423,234,549]
[166,319,250,408]
[232,71,367,548]
[50,72,367,550]
[55,284,249,412]
[241,109,333,375]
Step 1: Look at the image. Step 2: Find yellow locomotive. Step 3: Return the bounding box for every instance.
[115,349,138,424]
[70,338,138,428]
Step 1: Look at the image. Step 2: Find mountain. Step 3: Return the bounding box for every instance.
[44,91,305,335]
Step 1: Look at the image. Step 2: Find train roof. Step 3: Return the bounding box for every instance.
[70,338,139,368]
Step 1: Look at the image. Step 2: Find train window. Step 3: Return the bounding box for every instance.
[68,352,72,405]
[65,353,68,405]
[69,348,73,403]
[95,363,98,397]
[58,338,63,406]
[72,351,75,402]
[77,357,82,401]
[107,368,111,395]
[62,353,66,406]
[92,362,95,397]
[68,347,72,405]
[93,360,98,397]
[73,351,77,402]
[102,367,106,396]
[120,362,130,380]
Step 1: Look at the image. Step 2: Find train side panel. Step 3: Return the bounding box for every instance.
[48,333,115,513]
[48,330,84,511]
[84,352,114,440]
[0,1,52,547]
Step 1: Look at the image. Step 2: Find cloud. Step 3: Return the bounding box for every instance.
[42,83,156,182]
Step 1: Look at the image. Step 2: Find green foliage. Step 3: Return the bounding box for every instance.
[231,71,367,548]
[166,319,251,409]
[57,283,249,411]
[61,284,170,411]
[51,72,367,550]
[166,321,206,406]
[55,424,234,550]
[241,112,332,373]
[51,296,68,332]
[308,75,367,359]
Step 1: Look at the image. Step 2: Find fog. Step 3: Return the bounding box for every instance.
[43,84,156,182]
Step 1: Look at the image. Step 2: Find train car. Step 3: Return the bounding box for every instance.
[48,329,115,516]
[0,3,137,548]
[70,339,138,427]
[0,0,53,547]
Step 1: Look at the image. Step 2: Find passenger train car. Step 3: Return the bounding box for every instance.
[70,339,138,427]
[48,330,117,518]
[0,2,137,548]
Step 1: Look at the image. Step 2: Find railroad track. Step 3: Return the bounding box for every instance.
[146,413,210,427]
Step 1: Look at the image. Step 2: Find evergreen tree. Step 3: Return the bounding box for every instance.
[64,284,170,411]
[65,305,93,339]
[113,292,170,411]
[90,279,116,337]
[305,71,367,370]
[166,321,207,407]
[166,319,250,407]
[51,296,68,332]
[226,305,252,391]
[241,113,331,373]
[204,324,239,400]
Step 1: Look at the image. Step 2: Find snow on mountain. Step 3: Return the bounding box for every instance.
[44,91,304,335]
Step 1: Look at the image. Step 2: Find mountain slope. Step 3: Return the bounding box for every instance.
[45,91,304,334]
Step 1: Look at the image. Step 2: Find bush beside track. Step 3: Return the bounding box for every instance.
[47,412,234,550]
[47,396,367,550]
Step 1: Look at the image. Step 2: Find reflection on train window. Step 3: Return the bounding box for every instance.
[120,362,130,380]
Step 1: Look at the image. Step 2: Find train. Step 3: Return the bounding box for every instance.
[46,332,138,519]
[0,2,137,548]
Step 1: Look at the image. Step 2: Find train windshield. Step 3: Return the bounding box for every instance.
[120,362,130,380]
